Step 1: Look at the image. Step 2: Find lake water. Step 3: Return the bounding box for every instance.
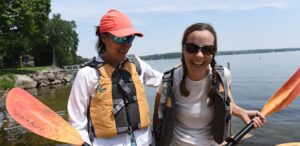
[0,51,299,146]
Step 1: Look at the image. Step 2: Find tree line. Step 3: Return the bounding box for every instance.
[140,48,300,60]
[0,0,89,68]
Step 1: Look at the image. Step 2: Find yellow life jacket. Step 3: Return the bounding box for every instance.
[86,57,150,138]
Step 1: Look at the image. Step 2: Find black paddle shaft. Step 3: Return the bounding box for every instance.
[225,121,254,146]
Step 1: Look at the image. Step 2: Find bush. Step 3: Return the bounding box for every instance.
[0,74,16,89]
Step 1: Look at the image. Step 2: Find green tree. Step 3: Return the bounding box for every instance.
[0,0,50,68]
[46,14,79,67]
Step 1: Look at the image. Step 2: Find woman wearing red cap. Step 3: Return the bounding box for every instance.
[67,9,162,146]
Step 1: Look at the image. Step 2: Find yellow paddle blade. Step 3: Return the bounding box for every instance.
[261,68,300,116]
[6,87,84,145]
[276,142,300,146]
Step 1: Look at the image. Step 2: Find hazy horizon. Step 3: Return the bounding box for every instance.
[51,0,300,58]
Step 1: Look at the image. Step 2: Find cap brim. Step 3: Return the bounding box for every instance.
[109,28,143,37]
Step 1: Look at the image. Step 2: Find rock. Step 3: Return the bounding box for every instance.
[39,82,49,87]
[32,75,49,87]
[54,73,65,82]
[63,74,73,82]
[14,66,77,89]
[15,75,38,89]
[50,80,62,85]
[47,73,56,82]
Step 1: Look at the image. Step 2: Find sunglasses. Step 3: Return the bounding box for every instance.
[184,43,216,55]
[107,33,135,45]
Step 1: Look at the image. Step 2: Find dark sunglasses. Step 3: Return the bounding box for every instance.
[107,33,135,45]
[184,43,216,55]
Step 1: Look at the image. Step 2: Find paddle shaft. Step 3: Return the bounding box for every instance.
[225,122,254,146]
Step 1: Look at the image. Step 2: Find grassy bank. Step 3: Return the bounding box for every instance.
[0,66,48,90]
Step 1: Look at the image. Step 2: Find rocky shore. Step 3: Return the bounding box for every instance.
[0,67,75,98]
[15,66,75,89]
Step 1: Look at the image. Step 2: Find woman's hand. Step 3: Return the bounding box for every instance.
[232,103,266,128]
[239,110,266,128]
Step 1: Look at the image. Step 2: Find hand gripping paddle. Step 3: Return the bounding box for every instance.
[225,68,300,146]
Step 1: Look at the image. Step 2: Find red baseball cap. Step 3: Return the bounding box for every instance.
[99,9,143,37]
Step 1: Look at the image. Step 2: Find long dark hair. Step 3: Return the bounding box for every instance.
[180,23,218,106]
[95,26,106,55]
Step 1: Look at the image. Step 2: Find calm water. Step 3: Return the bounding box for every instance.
[0,51,299,146]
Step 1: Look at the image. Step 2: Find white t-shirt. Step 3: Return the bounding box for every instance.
[67,55,162,146]
[170,66,231,146]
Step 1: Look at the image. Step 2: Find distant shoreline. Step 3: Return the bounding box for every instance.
[140,48,300,60]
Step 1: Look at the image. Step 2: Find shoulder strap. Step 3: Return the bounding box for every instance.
[155,65,181,146]
[84,58,104,69]
[84,58,105,76]
[162,64,181,83]
[162,65,181,97]
[158,64,182,113]
[215,65,228,99]
[127,54,141,75]
[83,58,105,143]
[215,65,232,139]
[215,65,231,116]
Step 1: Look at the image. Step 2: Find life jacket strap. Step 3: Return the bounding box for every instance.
[118,78,132,96]
[112,96,138,115]
[116,126,129,134]
[127,54,141,75]
[112,99,125,115]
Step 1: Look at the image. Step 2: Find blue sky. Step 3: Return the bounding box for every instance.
[51,0,300,58]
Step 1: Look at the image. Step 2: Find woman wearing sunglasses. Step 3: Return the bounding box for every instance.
[67,9,162,146]
[153,23,265,146]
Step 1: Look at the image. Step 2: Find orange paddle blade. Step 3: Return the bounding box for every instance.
[261,68,300,116]
[276,142,300,146]
[6,87,84,145]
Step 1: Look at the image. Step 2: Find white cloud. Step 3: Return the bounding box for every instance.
[123,0,291,13]
[51,0,293,18]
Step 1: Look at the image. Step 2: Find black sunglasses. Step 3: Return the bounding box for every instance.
[184,43,216,55]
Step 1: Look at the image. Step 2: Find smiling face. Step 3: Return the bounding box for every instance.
[183,30,215,80]
[100,33,132,67]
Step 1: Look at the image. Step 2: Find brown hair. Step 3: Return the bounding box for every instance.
[180,23,218,106]
[95,26,106,54]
